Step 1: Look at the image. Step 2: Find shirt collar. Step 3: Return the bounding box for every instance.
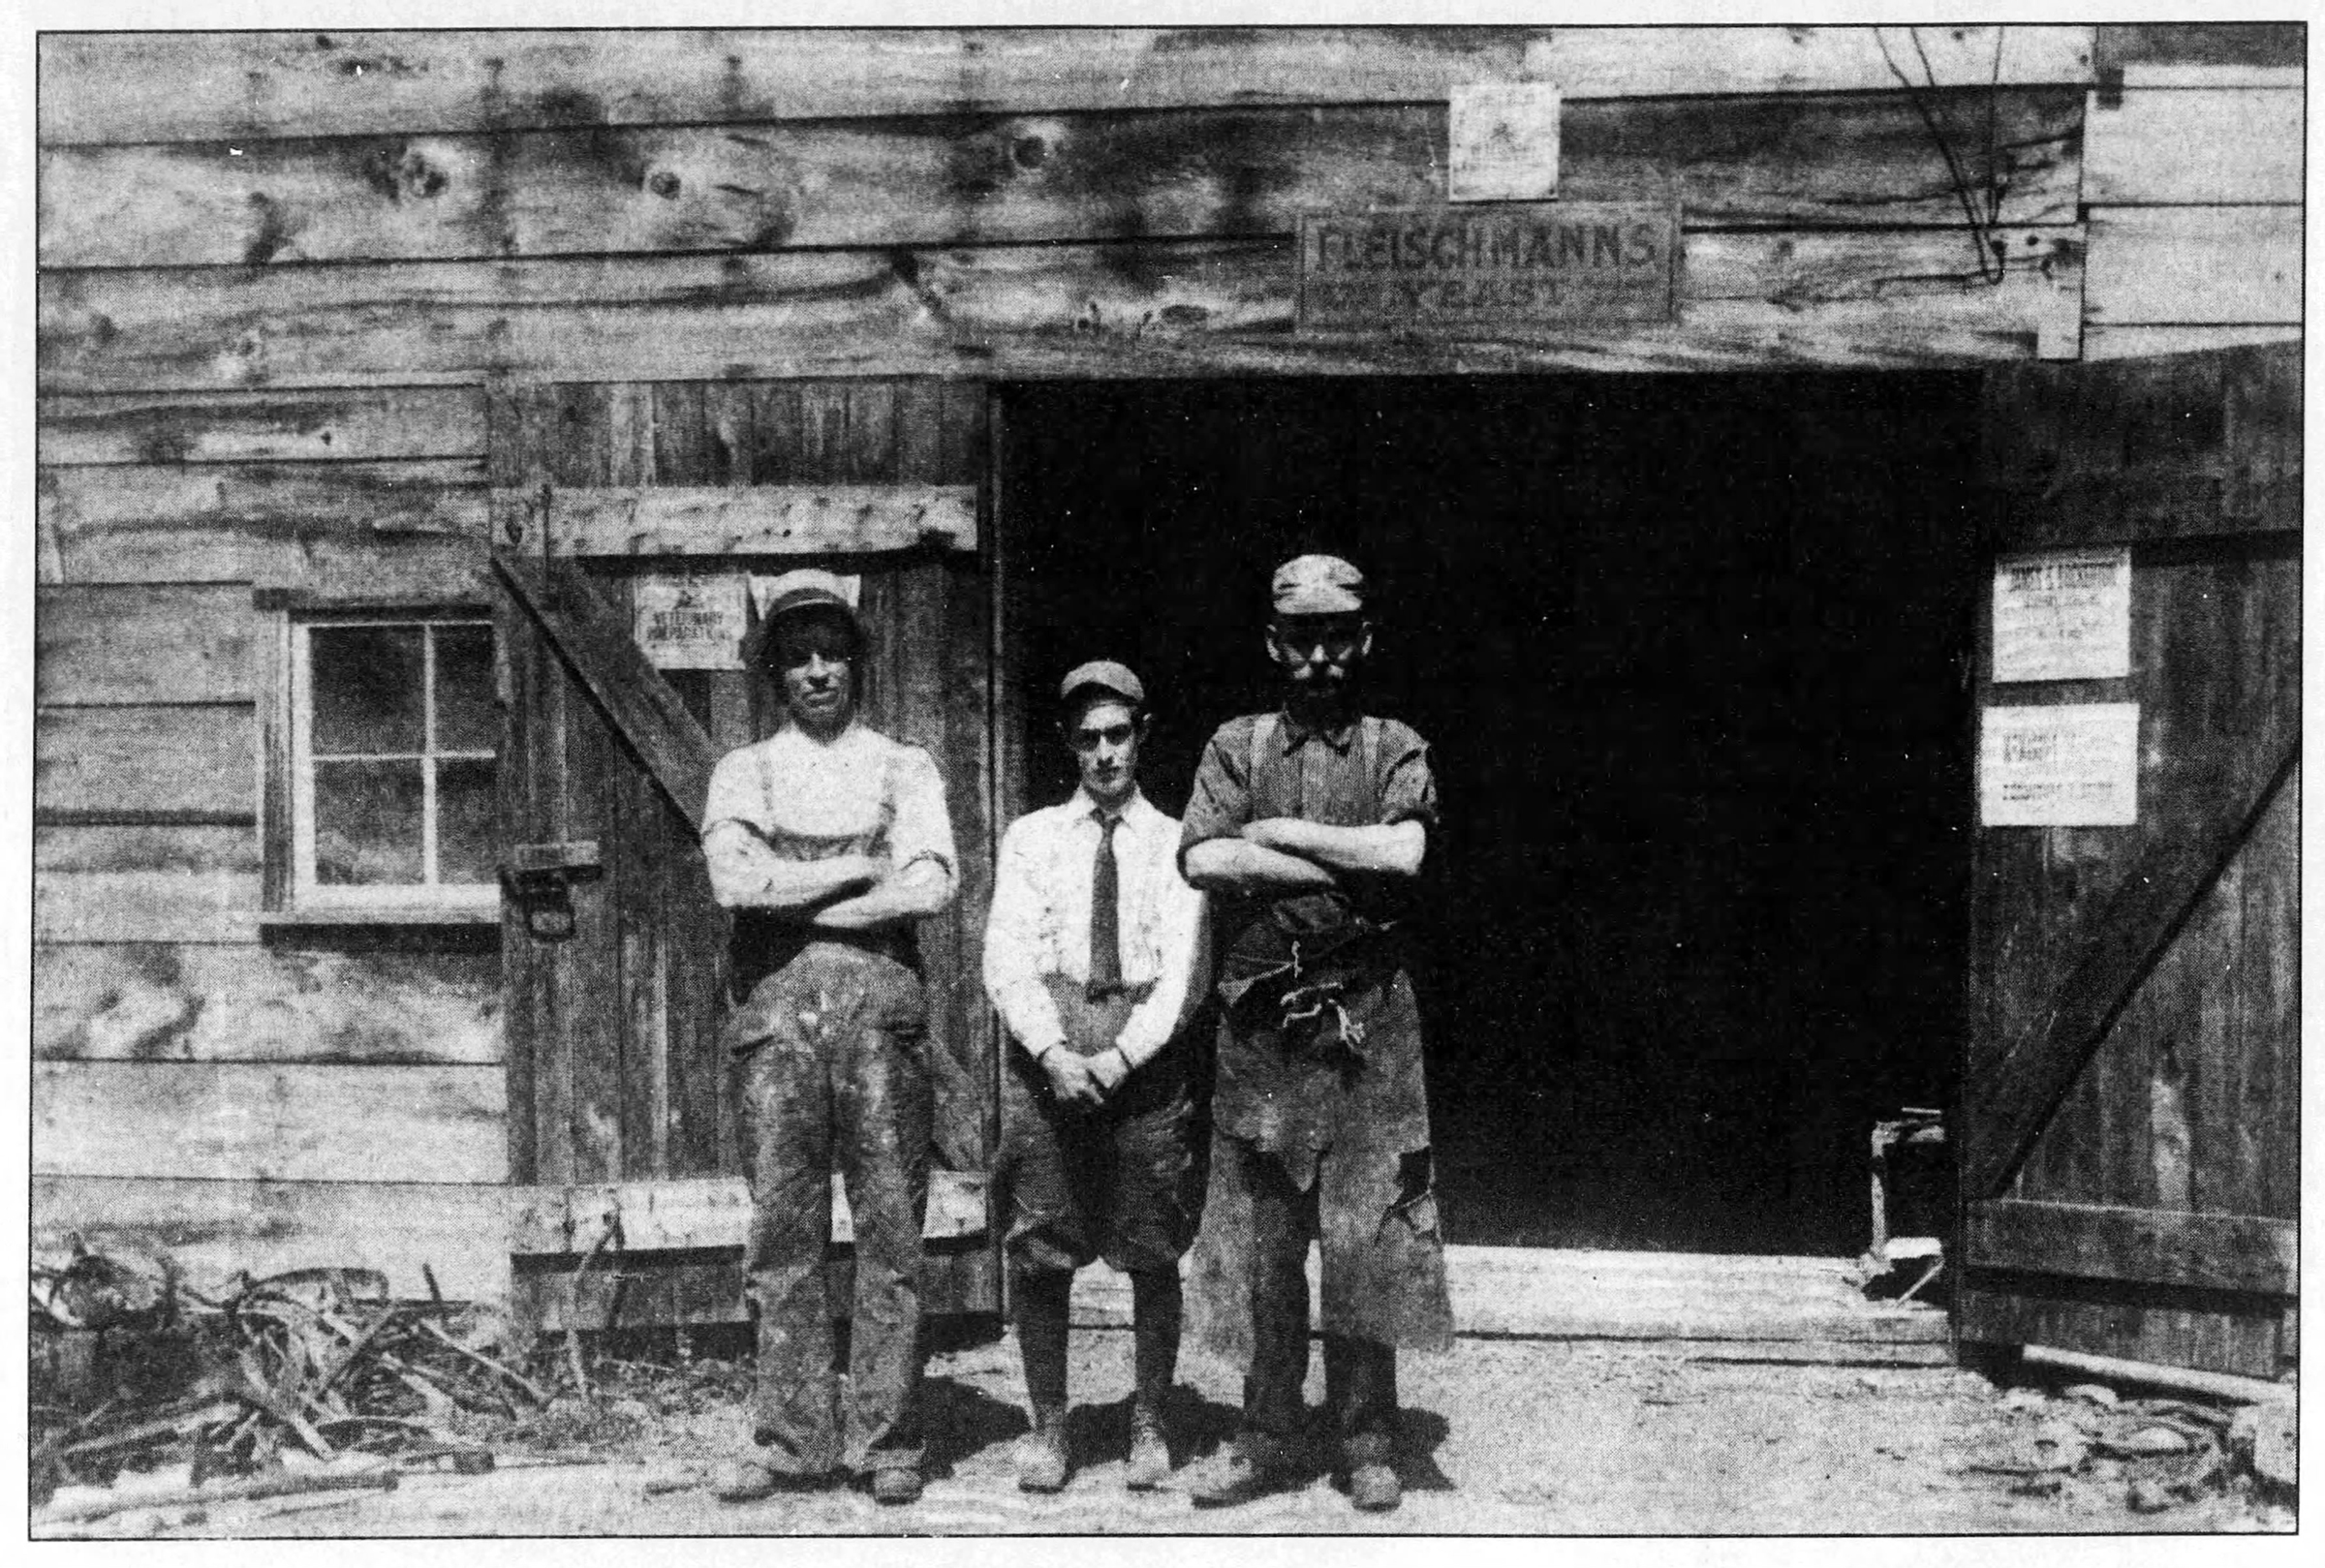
[1070,785,1150,826]
[1277,706,1360,755]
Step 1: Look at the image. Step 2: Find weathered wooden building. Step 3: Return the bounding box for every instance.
[33,24,2300,1378]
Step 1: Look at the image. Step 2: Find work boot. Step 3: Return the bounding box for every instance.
[1125,1406,1172,1491]
[1347,1460,1402,1513]
[1185,1443,1300,1508]
[1016,1406,1071,1493]
[868,1465,923,1505]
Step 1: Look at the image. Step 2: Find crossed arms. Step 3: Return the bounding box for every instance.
[1181,816,1426,893]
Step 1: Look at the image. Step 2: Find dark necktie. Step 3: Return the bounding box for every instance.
[1088,814,1123,999]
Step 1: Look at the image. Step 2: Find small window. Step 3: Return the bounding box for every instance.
[287,617,498,914]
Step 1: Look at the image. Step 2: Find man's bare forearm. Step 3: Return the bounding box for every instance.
[705,831,880,911]
[1243,817,1425,878]
[1182,837,1341,895]
[814,858,955,930]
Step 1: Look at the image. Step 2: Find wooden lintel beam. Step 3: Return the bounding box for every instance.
[1968,1198,2297,1297]
[1964,735,2300,1197]
[530,483,977,558]
[491,547,721,833]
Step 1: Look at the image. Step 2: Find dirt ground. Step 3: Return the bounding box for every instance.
[40,1329,2294,1539]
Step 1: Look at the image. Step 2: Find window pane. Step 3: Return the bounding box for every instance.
[311,626,424,755]
[436,757,499,885]
[433,625,499,753]
[314,760,424,885]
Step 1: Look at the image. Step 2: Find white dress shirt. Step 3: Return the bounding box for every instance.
[982,787,1209,1067]
[701,723,956,908]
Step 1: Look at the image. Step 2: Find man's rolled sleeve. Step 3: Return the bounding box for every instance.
[701,749,776,907]
[1177,721,1255,867]
[887,745,959,906]
[1377,723,1439,828]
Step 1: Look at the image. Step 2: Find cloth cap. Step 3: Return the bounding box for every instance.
[1059,659,1145,708]
[1271,553,1368,616]
[745,569,861,669]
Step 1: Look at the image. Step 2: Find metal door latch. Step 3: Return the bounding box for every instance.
[500,840,604,939]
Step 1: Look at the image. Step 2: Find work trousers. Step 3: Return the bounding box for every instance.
[730,942,931,1476]
[1232,1137,1399,1469]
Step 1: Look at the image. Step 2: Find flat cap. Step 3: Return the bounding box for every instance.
[1271,553,1367,616]
[744,569,861,668]
[1060,659,1145,707]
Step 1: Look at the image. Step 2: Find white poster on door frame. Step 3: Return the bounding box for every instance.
[1992,547,2132,683]
[1979,702,2141,827]
[634,573,749,670]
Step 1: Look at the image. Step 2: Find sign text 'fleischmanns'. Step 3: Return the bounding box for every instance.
[1297,203,1678,332]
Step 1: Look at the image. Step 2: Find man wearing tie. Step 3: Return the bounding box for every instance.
[983,661,1209,1493]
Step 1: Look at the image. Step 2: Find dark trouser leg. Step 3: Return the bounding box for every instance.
[1130,1269,1182,1420]
[734,1013,839,1474]
[1239,1142,1316,1464]
[1011,1267,1072,1423]
[1322,1334,1398,1468]
[834,962,932,1474]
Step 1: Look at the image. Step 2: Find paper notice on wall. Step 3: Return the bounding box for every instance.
[1979,703,2140,826]
[1992,548,2131,683]
[1448,81,1562,202]
[634,574,748,669]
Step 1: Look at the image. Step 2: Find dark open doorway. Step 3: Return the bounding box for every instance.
[999,375,1979,1256]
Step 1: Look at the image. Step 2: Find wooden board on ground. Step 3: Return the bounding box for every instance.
[33,943,502,1064]
[32,1176,510,1302]
[40,226,2085,393]
[37,89,2090,269]
[37,27,2096,144]
[33,1061,508,1184]
[34,825,262,943]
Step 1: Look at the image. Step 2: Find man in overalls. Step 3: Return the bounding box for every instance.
[1178,554,1452,1514]
[699,569,957,1507]
[983,661,1209,1493]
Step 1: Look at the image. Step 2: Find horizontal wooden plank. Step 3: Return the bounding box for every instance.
[33,943,501,1064]
[36,387,487,464]
[2083,324,2302,361]
[38,459,488,588]
[37,27,2096,144]
[1958,1278,2286,1381]
[33,1061,508,1184]
[1968,1199,2297,1297]
[36,583,256,705]
[37,87,2090,269]
[2085,88,2304,205]
[35,705,255,824]
[32,1176,511,1302]
[542,483,976,556]
[40,225,2085,392]
[2086,206,2301,326]
[35,824,261,943]
[509,1171,987,1253]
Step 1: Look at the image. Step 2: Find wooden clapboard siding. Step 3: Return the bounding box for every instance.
[40,226,2084,394]
[33,1061,508,1184]
[36,705,256,824]
[32,1176,511,1301]
[37,583,256,705]
[2085,88,2303,205]
[38,459,489,589]
[34,943,501,1064]
[35,825,261,943]
[37,27,2096,145]
[38,87,2090,270]
[36,387,487,464]
[2085,207,2301,326]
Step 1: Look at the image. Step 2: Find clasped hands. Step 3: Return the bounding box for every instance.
[1042,1044,1132,1110]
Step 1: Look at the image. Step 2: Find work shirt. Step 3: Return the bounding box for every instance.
[703,723,957,908]
[984,787,1209,1068]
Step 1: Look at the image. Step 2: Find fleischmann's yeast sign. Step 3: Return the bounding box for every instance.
[1297,203,1678,332]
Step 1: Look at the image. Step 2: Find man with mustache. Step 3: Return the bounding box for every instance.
[1177,554,1453,1514]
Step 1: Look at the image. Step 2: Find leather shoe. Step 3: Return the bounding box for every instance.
[1125,1411,1171,1491]
[869,1466,923,1505]
[712,1457,826,1502]
[1348,1460,1402,1513]
[1185,1447,1299,1508]
[1016,1419,1070,1493]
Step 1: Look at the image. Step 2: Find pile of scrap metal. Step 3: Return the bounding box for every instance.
[31,1241,545,1513]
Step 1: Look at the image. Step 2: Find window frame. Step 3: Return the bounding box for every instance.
[263,603,502,925]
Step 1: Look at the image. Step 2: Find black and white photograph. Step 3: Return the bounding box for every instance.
[18,9,2305,1543]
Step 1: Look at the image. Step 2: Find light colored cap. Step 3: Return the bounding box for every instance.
[745,569,861,669]
[1060,659,1145,707]
[1271,553,1368,616]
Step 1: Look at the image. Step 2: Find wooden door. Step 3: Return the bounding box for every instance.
[1960,345,2298,1378]
[490,380,1001,1327]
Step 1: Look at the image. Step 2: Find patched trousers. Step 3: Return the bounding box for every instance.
[729,942,931,1476]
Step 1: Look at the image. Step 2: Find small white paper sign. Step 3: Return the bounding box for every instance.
[1449,82,1562,202]
[1993,548,2132,683]
[635,574,748,669]
[1980,703,2141,826]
